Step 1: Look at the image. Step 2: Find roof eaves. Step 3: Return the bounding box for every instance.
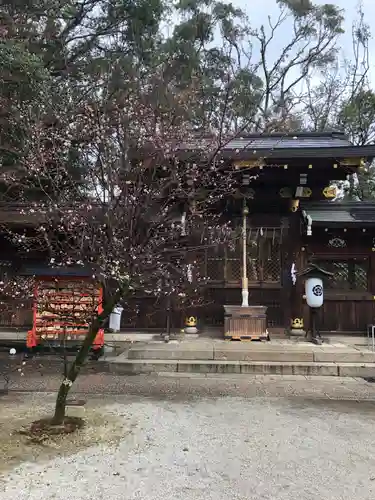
[303,206,375,225]
[218,145,375,160]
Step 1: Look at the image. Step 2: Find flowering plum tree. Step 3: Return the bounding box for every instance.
[0,62,241,424]
[0,0,350,430]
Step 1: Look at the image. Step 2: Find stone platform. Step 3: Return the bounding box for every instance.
[101,339,375,378]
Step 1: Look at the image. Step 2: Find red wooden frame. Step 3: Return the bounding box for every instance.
[27,276,104,348]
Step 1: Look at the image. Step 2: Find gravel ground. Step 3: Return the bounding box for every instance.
[1,378,375,500]
[4,370,375,400]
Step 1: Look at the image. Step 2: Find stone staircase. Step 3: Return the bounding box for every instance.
[101,340,375,377]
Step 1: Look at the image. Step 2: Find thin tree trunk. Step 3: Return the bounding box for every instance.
[62,326,67,378]
[52,287,125,425]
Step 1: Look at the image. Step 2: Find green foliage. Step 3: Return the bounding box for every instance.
[0,39,47,171]
[338,90,375,146]
[336,89,375,201]
[0,0,367,174]
[0,41,47,98]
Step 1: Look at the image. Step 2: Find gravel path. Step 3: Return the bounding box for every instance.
[1,389,375,500]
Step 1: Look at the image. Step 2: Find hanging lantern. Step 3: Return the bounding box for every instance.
[297,263,333,344]
[299,264,332,309]
[305,277,323,308]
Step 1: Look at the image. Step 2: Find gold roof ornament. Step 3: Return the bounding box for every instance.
[233,159,265,169]
[340,158,363,167]
[323,186,337,198]
[295,187,312,198]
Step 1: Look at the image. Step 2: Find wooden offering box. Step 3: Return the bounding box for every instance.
[224,305,268,341]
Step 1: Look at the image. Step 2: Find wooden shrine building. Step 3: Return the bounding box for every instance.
[1,131,375,341]
[180,131,375,336]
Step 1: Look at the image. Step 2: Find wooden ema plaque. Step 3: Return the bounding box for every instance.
[27,277,103,348]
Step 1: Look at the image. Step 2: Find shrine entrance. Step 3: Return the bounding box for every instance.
[197,225,285,330]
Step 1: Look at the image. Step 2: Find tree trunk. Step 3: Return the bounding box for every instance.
[51,287,125,425]
[53,381,71,424]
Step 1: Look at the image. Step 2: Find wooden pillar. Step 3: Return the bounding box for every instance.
[369,250,375,295]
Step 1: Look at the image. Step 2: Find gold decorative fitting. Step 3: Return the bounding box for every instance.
[291,318,304,329]
[323,186,337,198]
[301,187,312,198]
[185,316,197,327]
[340,158,362,167]
[289,199,300,212]
[233,160,265,169]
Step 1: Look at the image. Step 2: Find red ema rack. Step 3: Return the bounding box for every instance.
[27,276,104,348]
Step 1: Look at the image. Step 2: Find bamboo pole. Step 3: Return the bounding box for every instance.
[241,200,249,307]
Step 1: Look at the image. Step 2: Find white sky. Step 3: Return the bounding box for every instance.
[233,0,375,82]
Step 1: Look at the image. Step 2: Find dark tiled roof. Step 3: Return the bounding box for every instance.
[222,132,352,150]
[20,265,93,277]
[303,202,375,225]
[179,131,375,160]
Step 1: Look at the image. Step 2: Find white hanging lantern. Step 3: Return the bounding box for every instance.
[109,306,123,331]
[186,263,193,283]
[290,262,297,285]
[181,212,187,236]
[305,277,323,308]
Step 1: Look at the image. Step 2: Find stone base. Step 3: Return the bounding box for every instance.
[184,326,198,334]
[289,328,306,338]
[311,337,323,345]
[223,305,268,340]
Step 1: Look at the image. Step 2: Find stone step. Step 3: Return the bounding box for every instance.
[105,359,375,378]
[127,346,375,364]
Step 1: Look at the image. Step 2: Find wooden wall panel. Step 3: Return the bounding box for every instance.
[303,297,375,333]
[0,299,33,328]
